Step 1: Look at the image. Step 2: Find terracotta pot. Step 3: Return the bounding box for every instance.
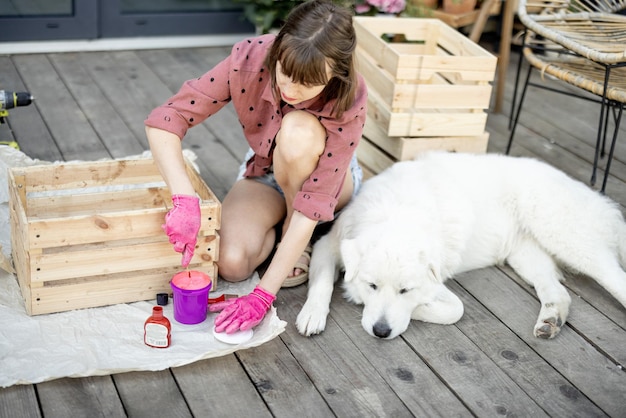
[410,0,439,9]
[443,0,477,14]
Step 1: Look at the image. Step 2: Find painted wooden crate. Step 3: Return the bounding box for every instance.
[9,158,220,315]
[354,16,496,174]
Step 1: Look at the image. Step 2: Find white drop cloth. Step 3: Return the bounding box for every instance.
[0,148,286,388]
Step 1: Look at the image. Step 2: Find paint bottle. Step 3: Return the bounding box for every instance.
[144,306,171,348]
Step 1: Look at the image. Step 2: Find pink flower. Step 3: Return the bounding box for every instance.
[365,0,406,14]
[355,3,373,13]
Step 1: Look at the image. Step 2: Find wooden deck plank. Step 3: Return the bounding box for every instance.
[447,278,607,417]
[266,286,415,417]
[10,55,111,161]
[316,287,472,416]
[48,53,146,159]
[402,311,549,417]
[36,376,126,418]
[235,336,337,417]
[171,355,273,418]
[563,271,626,329]
[457,269,626,417]
[0,56,62,161]
[113,370,192,417]
[0,384,40,418]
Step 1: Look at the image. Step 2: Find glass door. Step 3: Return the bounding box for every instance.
[0,0,98,41]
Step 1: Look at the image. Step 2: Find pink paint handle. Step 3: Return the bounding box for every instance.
[171,270,211,290]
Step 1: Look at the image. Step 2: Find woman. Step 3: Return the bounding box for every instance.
[145,0,367,334]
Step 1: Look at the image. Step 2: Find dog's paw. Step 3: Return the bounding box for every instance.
[296,302,330,336]
[533,316,563,339]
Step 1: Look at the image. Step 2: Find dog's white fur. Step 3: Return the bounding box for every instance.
[296,152,626,339]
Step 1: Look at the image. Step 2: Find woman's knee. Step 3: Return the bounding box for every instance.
[276,111,326,161]
[216,247,255,282]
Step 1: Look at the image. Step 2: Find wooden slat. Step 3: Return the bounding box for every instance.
[28,263,218,316]
[457,269,626,417]
[0,384,40,417]
[357,46,493,114]
[366,86,489,137]
[113,370,192,417]
[29,235,218,283]
[318,288,472,416]
[172,355,273,417]
[48,53,147,159]
[36,376,126,416]
[11,54,111,161]
[265,286,415,416]
[354,17,496,82]
[447,278,606,416]
[356,137,395,175]
[12,159,162,191]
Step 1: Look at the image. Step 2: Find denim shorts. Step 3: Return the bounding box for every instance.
[236,148,363,213]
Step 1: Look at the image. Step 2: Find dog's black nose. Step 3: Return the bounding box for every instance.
[373,322,391,338]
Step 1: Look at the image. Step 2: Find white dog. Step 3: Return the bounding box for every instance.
[296,152,626,339]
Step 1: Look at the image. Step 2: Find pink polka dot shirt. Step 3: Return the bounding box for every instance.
[145,34,368,221]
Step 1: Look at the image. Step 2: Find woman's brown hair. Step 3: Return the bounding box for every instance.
[266,0,358,118]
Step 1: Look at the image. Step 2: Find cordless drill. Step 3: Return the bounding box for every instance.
[0,90,34,149]
[0,90,34,123]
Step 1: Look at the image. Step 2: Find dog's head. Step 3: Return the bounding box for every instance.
[340,229,463,339]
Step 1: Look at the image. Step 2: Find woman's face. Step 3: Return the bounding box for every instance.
[276,61,332,105]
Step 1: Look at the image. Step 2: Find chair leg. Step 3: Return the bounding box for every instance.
[592,65,612,186]
[600,104,623,194]
[506,64,533,154]
[509,33,527,130]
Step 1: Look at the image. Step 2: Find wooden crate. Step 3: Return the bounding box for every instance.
[355,16,497,138]
[363,105,489,161]
[9,158,221,315]
[354,16,497,174]
[357,134,489,178]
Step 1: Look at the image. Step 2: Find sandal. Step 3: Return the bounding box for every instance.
[282,244,312,288]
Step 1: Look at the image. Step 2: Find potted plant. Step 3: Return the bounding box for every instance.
[402,0,439,17]
[232,0,307,34]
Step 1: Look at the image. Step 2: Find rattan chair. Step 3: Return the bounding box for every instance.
[507,0,626,192]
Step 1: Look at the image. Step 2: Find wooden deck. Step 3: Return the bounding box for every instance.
[1,42,625,418]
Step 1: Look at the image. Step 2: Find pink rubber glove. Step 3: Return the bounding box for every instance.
[162,194,201,268]
[209,285,276,334]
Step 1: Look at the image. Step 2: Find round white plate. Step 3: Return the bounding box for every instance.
[212,327,254,344]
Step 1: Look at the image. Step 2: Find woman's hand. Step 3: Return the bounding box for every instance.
[209,285,276,333]
[163,194,201,267]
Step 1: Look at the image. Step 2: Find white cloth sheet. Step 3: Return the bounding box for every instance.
[0,148,286,388]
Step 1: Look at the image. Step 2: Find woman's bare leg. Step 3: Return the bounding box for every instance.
[217,179,286,282]
[273,110,354,277]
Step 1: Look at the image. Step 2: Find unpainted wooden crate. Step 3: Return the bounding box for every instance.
[9,158,220,315]
[357,133,489,178]
[355,16,497,138]
[354,16,496,175]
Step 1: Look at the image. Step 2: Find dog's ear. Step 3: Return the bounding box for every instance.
[340,239,360,282]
